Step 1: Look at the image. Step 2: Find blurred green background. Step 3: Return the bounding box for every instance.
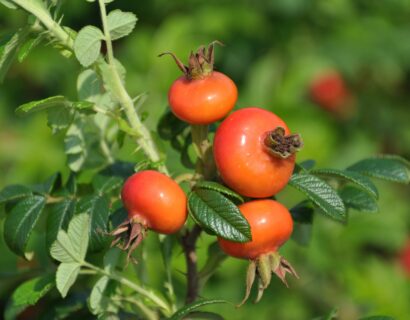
[1,0,410,319]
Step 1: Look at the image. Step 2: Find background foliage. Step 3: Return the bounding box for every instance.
[1,0,410,319]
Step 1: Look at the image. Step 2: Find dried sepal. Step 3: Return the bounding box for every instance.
[237,260,256,307]
[237,252,298,306]
[264,127,303,159]
[107,219,147,265]
[159,41,224,80]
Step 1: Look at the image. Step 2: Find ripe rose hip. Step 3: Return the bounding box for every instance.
[218,199,298,305]
[110,170,187,261]
[160,41,237,125]
[213,107,303,198]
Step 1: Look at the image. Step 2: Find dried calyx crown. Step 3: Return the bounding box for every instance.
[264,127,303,159]
[159,41,224,80]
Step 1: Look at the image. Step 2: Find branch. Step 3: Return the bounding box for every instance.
[181,224,202,304]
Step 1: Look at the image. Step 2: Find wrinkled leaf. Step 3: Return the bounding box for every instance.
[194,181,243,203]
[339,186,379,213]
[188,189,251,242]
[347,155,410,184]
[289,173,346,222]
[312,168,378,198]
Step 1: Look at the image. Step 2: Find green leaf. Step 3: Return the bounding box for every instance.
[292,222,312,246]
[92,175,123,194]
[31,172,62,195]
[67,213,90,260]
[89,276,110,315]
[290,201,314,224]
[99,60,127,102]
[66,172,77,195]
[289,173,346,222]
[4,274,54,320]
[64,122,86,171]
[73,101,95,114]
[50,213,90,262]
[347,155,410,184]
[194,181,244,203]
[4,195,46,257]
[103,247,121,272]
[158,110,188,141]
[77,69,102,102]
[15,95,69,115]
[339,186,379,213]
[290,202,314,246]
[312,168,378,198]
[298,159,316,171]
[169,299,228,320]
[0,28,29,82]
[0,0,17,9]
[74,26,104,67]
[46,199,76,250]
[50,231,79,263]
[0,185,32,204]
[47,106,74,134]
[56,262,81,298]
[188,189,251,242]
[107,10,137,40]
[76,195,110,252]
[18,34,43,62]
[9,274,54,307]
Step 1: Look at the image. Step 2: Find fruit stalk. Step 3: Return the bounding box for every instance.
[180,124,215,303]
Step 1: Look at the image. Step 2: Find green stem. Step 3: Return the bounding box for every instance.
[12,0,74,49]
[120,297,159,320]
[97,0,168,174]
[83,262,172,316]
[12,0,169,175]
[190,125,214,181]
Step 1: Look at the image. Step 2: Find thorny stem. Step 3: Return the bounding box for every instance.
[83,262,172,317]
[12,0,74,49]
[12,0,169,175]
[97,0,168,174]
